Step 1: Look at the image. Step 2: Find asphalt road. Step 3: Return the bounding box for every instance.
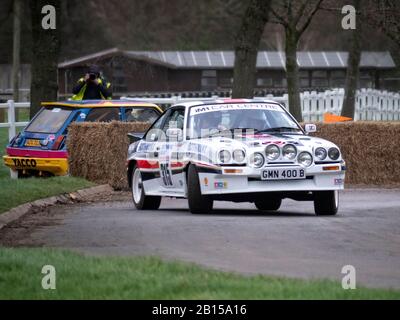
[2,189,400,289]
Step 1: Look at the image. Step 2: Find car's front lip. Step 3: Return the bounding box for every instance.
[198,162,346,195]
[215,161,345,176]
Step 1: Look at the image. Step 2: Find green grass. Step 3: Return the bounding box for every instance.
[0,127,94,213]
[0,248,399,299]
[0,127,10,179]
[0,176,94,213]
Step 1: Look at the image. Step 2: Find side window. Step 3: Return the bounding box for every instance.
[125,108,159,124]
[144,111,169,142]
[162,109,185,132]
[86,108,120,122]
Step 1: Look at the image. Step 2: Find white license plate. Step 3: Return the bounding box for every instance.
[261,168,305,180]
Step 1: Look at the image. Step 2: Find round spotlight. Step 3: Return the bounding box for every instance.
[250,152,265,168]
[219,150,231,163]
[315,147,327,160]
[328,147,340,160]
[265,144,280,161]
[282,144,297,160]
[298,152,313,167]
[233,149,246,163]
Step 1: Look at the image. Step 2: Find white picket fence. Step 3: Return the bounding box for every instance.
[298,88,400,122]
[0,100,30,178]
[0,100,30,142]
[124,88,400,122]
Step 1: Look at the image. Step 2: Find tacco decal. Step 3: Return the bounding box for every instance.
[12,158,37,168]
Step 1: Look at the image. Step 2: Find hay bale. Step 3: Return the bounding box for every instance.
[68,121,400,189]
[311,122,400,185]
[67,121,150,190]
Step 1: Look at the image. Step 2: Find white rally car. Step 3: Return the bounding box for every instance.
[127,99,346,215]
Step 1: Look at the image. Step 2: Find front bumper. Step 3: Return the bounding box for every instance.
[3,155,69,176]
[198,163,346,195]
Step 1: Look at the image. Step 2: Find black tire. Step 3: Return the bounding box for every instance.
[187,164,213,214]
[131,165,161,210]
[314,190,338,216]
[255,197,282,211]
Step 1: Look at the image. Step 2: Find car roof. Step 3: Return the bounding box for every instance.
[171,98,282,108]
[41,99,162,112]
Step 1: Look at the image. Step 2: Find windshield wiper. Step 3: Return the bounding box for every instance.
[256,127,301,133]
[200,127,258,138]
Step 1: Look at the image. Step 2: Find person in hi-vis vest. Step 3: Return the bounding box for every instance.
[72,65,112,100]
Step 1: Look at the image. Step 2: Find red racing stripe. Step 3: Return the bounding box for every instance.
[136,159,159,169]
[6,147,68,159]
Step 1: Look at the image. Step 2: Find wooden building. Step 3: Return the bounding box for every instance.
[1,47,397,101]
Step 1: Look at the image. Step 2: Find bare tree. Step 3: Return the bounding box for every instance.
[232,0,271,98]
[30,0,60,118]
[365,0,400,48]
[0,0,13,123]
[270,0,324,121]
[341,0,361,118]
[12,0,22,102]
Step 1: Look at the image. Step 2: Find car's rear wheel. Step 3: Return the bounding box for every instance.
[187,164,213,214]
[131,165,161,210]
[314,190,338,216]
[255,196,282,211]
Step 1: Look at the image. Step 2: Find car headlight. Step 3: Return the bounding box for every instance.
[328,147,340,160]
[219,150,231,163]
[315,147,327,160]
[298,152,313,167]
[128,143,137,154]
[233,149,246,163]
[265,144,280,161]
[282,144,297,160]
[250,152,265,168]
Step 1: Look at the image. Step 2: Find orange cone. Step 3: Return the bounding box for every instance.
[323,112,353,123]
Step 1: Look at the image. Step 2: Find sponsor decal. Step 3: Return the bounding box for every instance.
[334,178,344,185]
[204,177,209,186]
[160,162,173,187]
[190,103,284,116]
[214,181,228,189]
[137,142,154,152]
[12,158,37,168]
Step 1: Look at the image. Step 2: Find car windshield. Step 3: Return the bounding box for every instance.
[125,108,159,123]
[25,107,73,133]
[187,103,302,139]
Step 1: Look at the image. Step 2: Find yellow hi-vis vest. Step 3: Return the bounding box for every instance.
[71,78,112,100]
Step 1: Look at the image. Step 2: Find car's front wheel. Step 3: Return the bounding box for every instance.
[131,165,161,210]
[314,190,338,216]
[187,164,213,214]
[255,196,282,211]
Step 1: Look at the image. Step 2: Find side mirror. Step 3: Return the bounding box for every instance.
[166,128,183,140]
[127,132,144,143]
[304,123,317,134]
